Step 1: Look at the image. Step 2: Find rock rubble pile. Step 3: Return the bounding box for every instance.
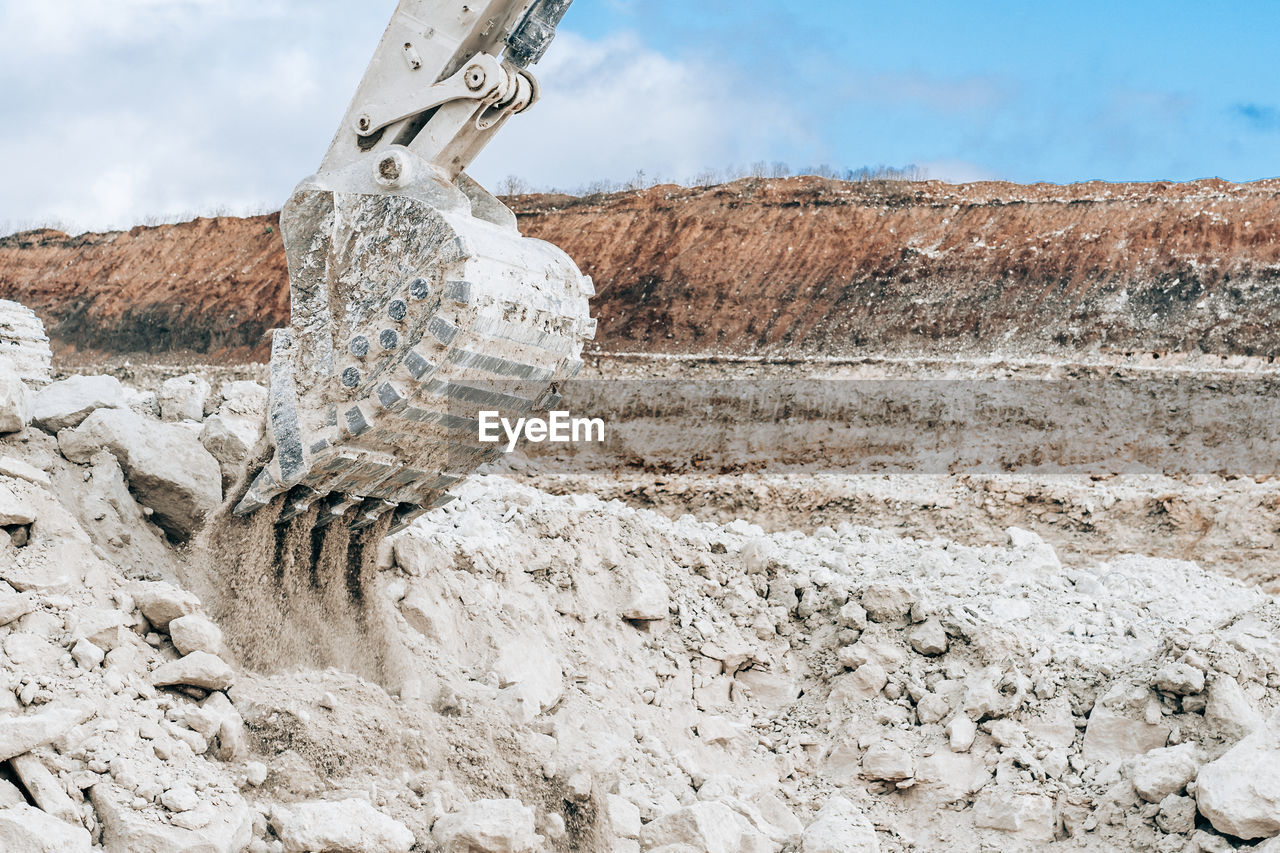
[3,362,1280,852]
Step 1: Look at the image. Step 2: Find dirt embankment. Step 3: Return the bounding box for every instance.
[3,177,1280,361]
[0,215,288,360]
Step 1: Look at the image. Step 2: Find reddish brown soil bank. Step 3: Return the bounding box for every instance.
[3,177,1280,360]
[0,215,288,360]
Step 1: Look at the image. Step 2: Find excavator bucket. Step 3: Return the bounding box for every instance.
[232,0,593,533]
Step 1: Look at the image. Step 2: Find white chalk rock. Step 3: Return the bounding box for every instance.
[960,665,1024,719]
[0,482,35,525]
[0,455,50,487]
[695,715,749,746]
[272,799,415,853]
[432,798,538,853]
[849,662,888,697]
[606,794,642,839]
[193,691,249,760]
[836,600,868,631]
[151,651,235,691]
[1081,706,1169,765]
[914,750,993,801]
[1153,661,1205,696]
[161,783,200,813]
[860,581,912,623]
[947,715,978,752]
[800,796,879,853]
[10,752,81,823]
[1205,674,1263,741]
[0,803,92,852]
[735,667,800,709]
[71,606,131,650]
[861,742,913,781]
[0,778,28,805]
[0,590,34,626]
[169,612,225,656]
[158,373,211,422]
[640,801,774,853]
[493,635,564,721]
[916,691,949,724]
[217,380,268,416]
[620,568,670,622]
[1129,742,1202,803]
[908,618,948,656]
[123,386,159,418]
[1005,526,1062,573]
[739,537,774,575]
[0,368,31,434]
[71,637,105,670]
[92,783,251,853]
[1155,794,1196,835]
[1195,716,1280,839]
[32,374,124,431]
[199,414,262,464]
[59,408,222,537]
[989,719,1027,749]
[0,701,95,762]
[972,787,1056,841]
[130,580,201,630]
[742,792,803,845]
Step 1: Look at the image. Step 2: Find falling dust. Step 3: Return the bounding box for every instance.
[181,477,409,690]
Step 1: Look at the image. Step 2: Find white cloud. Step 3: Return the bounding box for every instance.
[0,0,378,234]
[471,32,816,190]
[0,7,816,234]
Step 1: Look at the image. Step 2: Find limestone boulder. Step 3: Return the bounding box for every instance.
[640,802,774,853]
[972,787,1056,842]
[92,783,251,853]
[271,799,415,853]
[130,580,201,630]
[32,374,124,431]
[0,804,92,852]
[0,701,96,762]
[1081,706,1169,765]
[58,408,221,537]
[158,373,211,422]
[199,414,262,464]
[217,380,268,416]
[169,612,225,656]
[151,651,236,691]
[433,798,536,853]
[0,368,30,433]
[1196,716,1280,839]
[1129,742,1202,803]
[0,481,35,525]
[801,797,879,853]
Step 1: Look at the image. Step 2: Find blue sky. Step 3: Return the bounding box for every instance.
[0,0,1276,233]
[561,0,1280,184]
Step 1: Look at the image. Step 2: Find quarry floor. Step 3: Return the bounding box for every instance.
[5,351,1277,852]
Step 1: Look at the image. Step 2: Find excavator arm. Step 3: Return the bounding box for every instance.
[233,0,594,534]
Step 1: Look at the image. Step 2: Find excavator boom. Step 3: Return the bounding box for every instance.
[234,0,594,533]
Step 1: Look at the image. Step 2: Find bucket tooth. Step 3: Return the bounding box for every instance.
[387,503,430,535]
[314,494,360,528]
[349,499,398,531]
[278,486,324,524]
[234,467,282,516]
